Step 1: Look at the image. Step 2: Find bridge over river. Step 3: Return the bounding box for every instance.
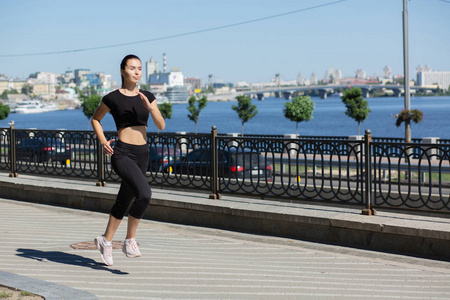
[209,84,437,101]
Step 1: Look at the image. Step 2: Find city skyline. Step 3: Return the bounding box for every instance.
[1,0,449,84]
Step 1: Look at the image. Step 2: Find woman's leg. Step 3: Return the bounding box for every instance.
[113,153,151,220]
[126,215,140,240]
[111,143,150,232]
[104,214,122,241]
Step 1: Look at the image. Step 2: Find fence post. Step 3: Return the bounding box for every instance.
[209,126,221,200]
[96,138,106,186]
[8,121,18,178]
[362,129,376,215]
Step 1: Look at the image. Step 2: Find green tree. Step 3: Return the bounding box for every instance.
[21,83,33,95]
[283,96,315,135]
[158,102,173,133]
[0,103,10,120]
[0,89,19,99]
[187,95,207,134]
[81,95,102,129]
[341,87,371,135]
[232,95,258,136]
[159,102,173,120]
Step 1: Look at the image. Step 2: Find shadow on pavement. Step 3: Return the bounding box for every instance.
[16,248,128,275]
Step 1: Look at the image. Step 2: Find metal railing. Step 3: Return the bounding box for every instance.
[1,124,449,213]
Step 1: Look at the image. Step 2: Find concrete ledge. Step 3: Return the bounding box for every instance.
[1,173,450,260]
[0,270,97,300]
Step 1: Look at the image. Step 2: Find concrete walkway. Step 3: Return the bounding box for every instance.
[1,172,450,299]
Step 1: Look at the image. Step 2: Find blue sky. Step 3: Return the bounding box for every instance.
[0,0,449,85]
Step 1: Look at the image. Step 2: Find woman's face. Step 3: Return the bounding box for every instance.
[121,58,142,85]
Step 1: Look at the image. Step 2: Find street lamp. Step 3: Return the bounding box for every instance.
[403,0,411,142]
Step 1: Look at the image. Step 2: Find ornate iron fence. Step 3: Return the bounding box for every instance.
[1,124,449,213]
[372,141,450,210]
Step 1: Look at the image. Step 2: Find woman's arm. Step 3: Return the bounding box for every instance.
[91,102,115,155]
[137,91,166,131]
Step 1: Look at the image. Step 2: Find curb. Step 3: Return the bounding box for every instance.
[0,270,97,300]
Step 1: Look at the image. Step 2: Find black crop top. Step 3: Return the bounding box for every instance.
[102,89,156,130]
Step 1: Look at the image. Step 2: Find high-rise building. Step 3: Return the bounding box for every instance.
[355,69,366,79]
[297,73,304,85]
[416,65,432,73]
[145,58,159,84]
[60,70,75,84]
[310,72,317,85]
[417,68,450,91]
[383,66,392,79]
[323,70,329,83]
[74,69,90,86]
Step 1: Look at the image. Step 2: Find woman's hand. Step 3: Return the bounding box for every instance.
[138,91,165,130]
[137,91,157,111]
[103,139,116,156]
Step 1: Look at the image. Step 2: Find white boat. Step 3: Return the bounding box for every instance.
[14,100,46,114]
[43,103,59,112]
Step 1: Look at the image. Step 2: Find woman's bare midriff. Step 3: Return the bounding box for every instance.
[118,126,148,145]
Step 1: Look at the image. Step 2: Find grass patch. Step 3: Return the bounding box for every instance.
[0,291,13,298]
[20,291,34,296]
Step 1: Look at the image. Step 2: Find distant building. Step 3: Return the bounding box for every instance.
[329,66,335,83]
[416,65,432,73]
[212,83,233,89]
[149,82,167,94]
[32,83,56,98]
[145,57,159,84]
[235,81,249,88]
[147,65,188,102]
[184,77,201,91]
[84,73,109,89]
[35,72,57,85]
[355,69,366,79]
[27,72,58,99]
[417,69,450,91]
[310,73,317,85]
[60,70,75,85]
[11,79,28,94]
[297,74,304,85]
[86,73,103,88]
[335,69,342,80]
[148,69,184,87]
[323,70,329,83]
[165,85,189,103]
[74,69,90,86]
[0,79,9,95]
[383,66,392,79]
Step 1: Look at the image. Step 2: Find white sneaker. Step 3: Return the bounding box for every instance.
[122,238,141,258]
[94,236,113,266]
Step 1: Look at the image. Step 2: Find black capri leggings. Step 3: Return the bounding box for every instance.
[110,140,151,220]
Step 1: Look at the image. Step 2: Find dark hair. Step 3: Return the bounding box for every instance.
[120,54,141,87]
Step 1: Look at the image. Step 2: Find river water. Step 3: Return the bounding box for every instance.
[1,96,449,139]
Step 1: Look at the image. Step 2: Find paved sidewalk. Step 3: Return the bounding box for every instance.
[1,198,450,299]
[1,172,450,260]
[1,172,450,298]
[0,199,450,299]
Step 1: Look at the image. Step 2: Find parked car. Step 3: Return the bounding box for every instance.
[16,138,71,165]
[148,145,181,172]
[176,147,272,179]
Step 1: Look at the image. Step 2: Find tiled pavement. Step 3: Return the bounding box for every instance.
[1,198,450,299]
